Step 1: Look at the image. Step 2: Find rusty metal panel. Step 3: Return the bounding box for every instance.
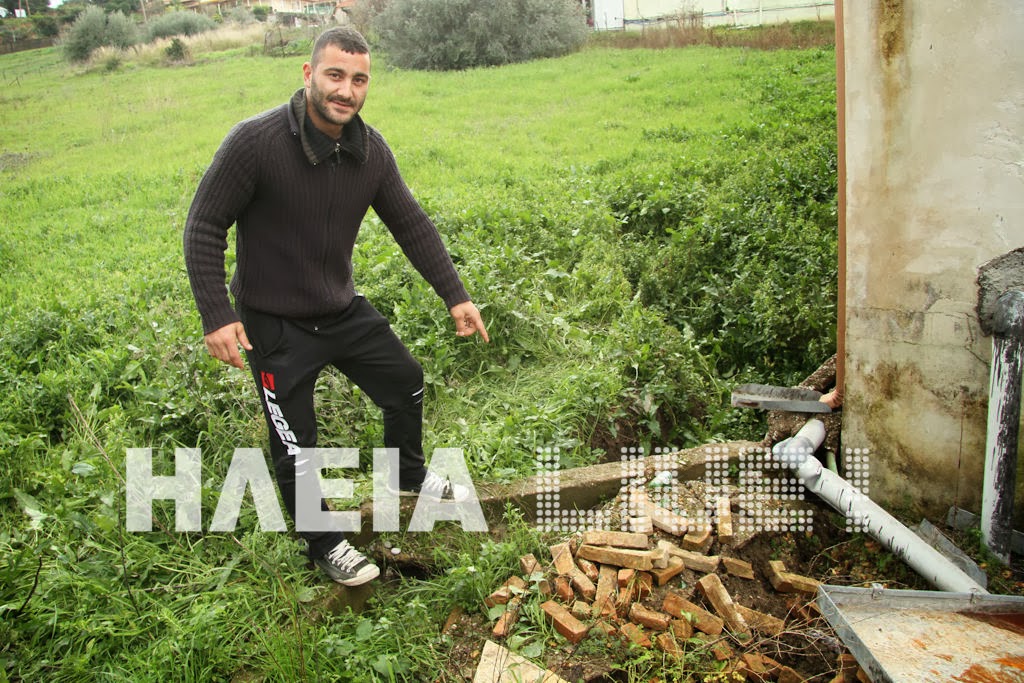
[818,585,1024,683]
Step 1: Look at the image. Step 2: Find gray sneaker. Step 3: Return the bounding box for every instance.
[394,470,470,502]
[314,540,380,586]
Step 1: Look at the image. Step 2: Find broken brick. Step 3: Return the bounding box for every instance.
[696,574,750,638]
[635,571,653,599]
[650,544,670,569]
[628,516,654,534]
[593,564,618,618]
[576,544,656,571]
[767,560,821,594]
[722,556,755,580]
[617,567,635,588]
[553,576,573,602]
[614,583,634,617]
[519,553,540,577]
[570,600,591,621]
[541,600,589,644]
[550,542,576,575]
[736,605,786,637]
[491,596,523,639]
[655,632,684,658]
[643,494,689,536]
[682,526,714,553]
[661,591,724,635]
[580,530,649,549]
[710,639,733,661]
[619,622,652,647]
[669,618,693,640]
[716,496,734,545]
[570,569,597,601]
[484,576,528,608]
[629,603,671,631]
[658,540,720,573]
[576,557,599,583]
[650,556,686,586]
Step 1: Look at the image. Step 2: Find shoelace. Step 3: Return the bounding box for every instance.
[326,541,361,571]
[422,471,452,497]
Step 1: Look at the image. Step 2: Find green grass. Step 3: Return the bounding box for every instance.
[0,33,837,681]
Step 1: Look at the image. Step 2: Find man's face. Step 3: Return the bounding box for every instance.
[303,45,371,138]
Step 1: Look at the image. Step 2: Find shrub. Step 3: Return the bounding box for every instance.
[147,10,217,41]
[226,6,256,25]
[373,0,588,70]
[62,6,139,62]
[251,5,270,22]
[164,36,189,62]
[31,14,60,38]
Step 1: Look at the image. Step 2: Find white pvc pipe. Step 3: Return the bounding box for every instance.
[774,420,988,595]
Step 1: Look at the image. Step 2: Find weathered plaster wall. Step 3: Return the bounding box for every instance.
[842,1,1024,523]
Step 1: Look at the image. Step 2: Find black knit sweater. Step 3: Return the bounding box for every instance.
[184,89,470,335]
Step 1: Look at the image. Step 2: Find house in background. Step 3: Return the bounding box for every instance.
[172,0,354,18]
[589,0,835,31]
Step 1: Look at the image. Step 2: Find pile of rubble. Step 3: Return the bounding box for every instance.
[477,491,869,682]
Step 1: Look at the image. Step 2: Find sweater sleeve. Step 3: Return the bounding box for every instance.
[183,122,260,334]
[368,134,471,310]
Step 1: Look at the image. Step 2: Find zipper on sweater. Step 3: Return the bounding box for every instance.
[321,142,341,296]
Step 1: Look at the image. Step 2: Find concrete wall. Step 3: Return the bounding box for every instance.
[842,1,1024,524]
[603,0,834,28]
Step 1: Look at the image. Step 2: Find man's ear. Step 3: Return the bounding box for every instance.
[302,62,313,87]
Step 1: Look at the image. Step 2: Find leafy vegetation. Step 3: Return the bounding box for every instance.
[62,5,138,62]
[146,10,217,42]
[372,0,589,70]
[0,28,837,681]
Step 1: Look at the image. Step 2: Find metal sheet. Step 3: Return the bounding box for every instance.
[818,585,1024,683]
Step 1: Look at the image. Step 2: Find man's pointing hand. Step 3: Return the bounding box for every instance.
[204,321,253,370]
[449,301,489,343]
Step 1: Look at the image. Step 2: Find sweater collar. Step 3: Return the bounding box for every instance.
[288,88,368,166]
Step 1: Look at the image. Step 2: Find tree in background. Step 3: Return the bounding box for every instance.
[90,0,140,17]
[2,0,47,18]
[372,0,588,70]
[63,5,139,61]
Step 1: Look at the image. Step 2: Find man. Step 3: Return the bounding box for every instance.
[183,26,489,587]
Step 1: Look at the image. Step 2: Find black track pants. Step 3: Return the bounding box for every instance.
[240,297,429,558]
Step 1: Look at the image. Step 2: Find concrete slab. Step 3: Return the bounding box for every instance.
[473,640,569,683]
[350,440,759,546]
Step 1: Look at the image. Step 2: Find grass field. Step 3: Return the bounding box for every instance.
[0,24,837,681]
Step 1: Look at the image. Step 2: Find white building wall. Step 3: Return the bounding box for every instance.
[606,0,834,28]
[842,1,1024,523]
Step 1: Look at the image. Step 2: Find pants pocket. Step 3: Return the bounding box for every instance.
[239,308,286,358]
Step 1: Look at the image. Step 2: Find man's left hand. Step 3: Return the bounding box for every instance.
[449,301,490,343]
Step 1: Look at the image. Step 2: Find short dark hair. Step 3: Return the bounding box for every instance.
[311,26,370,66]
